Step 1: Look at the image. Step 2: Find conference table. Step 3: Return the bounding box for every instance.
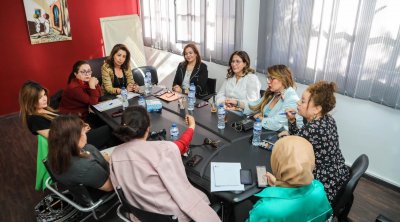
[92,92,279,216]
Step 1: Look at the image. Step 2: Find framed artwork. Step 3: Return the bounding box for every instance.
[23,0,72,45]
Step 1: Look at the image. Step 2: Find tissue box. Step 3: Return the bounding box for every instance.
[146,99,162,113]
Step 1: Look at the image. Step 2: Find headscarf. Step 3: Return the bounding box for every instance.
[271,136,315,187]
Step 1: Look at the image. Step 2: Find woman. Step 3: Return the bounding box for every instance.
[172,43,208,98]
[102,44,138,95]
[110,106,220,222]
[47,115,113,196]
[247,136,332,222]
[228,64,303,131]
[19,80,57,138]
[59,60,102,121]
[286,81,350,204]
[216,51,261,108]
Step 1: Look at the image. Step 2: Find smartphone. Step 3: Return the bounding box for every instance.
[240,169,253,185]
[256,166,268,187]
[195,101,208,108]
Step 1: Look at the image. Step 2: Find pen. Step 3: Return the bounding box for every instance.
[109,103,113,105]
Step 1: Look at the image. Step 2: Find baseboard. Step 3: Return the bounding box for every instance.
[363,173,400,193]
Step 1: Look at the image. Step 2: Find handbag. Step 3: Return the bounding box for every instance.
[34,193,80,222]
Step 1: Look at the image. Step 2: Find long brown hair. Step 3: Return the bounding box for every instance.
[105,44,131,71]
[182,43,201,66]
[226,51,255,78]
[48,115,88,174]
[19,80,56,126]
[250,64,295,112]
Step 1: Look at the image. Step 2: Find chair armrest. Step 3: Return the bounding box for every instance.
[200,93,217,101]
[117,204,133,222]
[45,177,105,212]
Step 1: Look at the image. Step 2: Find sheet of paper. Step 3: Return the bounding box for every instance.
[93,98,122,112]
[210,162,245,192]
[116,92,140,100]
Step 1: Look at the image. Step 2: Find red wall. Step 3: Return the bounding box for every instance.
[0,0,139,115]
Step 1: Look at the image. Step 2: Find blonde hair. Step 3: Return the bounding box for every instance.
[250,64,295,112]
[19,81,56,126]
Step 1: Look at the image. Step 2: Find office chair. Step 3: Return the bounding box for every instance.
[87,56,107,85]
[132,66,158,86]
[199,78,217,101]
[43,160,118,221]
[49,89,63,109]
[332,154,369,222]
[115,186,178,222]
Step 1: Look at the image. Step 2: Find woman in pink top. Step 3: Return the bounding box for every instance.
[110,106,220,222]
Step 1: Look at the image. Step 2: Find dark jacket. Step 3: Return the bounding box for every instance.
[173,62,208,98]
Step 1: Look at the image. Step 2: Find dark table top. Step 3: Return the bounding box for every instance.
[92,95,278,204]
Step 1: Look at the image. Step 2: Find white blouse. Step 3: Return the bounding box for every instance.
[216,74,261,107]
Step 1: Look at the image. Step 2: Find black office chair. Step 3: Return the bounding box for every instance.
[332,154,369,222]
[199,78,217,101]
[50,89,63,109]
[87,56,107,85]
[260,89,265,97]
[132,66,158,86]
[115,186,178,222]
[43,160,118,221]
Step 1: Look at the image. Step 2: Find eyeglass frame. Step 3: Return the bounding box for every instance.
[78,70,93,76]
[148,129,167,140]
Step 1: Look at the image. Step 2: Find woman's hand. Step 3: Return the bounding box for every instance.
[265,172,276,186]
[225,99,236,108]
[172,85,182,93]
[253,112,264,120]
[127,83,139,92]
[285,108,297,123]
[88,77,99,89]
[185,115,195,130]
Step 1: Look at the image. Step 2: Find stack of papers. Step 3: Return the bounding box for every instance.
[116,92,140,100]
[93,98,122,112]
[210,162,244,192]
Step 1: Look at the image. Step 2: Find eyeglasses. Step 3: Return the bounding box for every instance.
[79,70,92,75]
[203,138,220,149]
[267,76,276,82]
[184,51,194,56]
[231,122,244,133]
[148,129,167,140]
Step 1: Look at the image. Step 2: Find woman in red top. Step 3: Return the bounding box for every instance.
[59,60,102,121]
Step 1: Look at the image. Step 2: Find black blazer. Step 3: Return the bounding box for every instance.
[172,62,208,98]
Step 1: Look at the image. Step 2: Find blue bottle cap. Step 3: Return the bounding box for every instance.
[172,123,176,127]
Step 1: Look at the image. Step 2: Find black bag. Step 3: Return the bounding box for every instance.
[34,194,80,222]
[231,119,255,132]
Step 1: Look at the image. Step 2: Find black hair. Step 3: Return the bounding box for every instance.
[67,60,90,83]
[114,106,150,142]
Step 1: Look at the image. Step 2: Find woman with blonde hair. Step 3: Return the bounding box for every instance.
[216,51,261,108]
[227,64,303,131]
[247,136,332,221]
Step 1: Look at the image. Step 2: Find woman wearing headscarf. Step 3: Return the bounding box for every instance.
[247,136,332,222]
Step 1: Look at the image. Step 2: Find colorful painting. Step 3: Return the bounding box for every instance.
[23,0,72,45]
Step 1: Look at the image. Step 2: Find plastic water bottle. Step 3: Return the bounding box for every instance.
[121,87,129,110]
[252,118,262,146]
[138,96,146,108]
[170,123,179,141]
[217,104,225,129]
[144,72,152,95]
[188,83,196,111]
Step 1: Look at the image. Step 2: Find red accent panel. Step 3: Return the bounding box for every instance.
[0,0,140,115]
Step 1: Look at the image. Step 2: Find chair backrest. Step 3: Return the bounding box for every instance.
[132,66,158,86]
[50,89,63,109]
[116,186,178,222]
[207,78,217,95]
[43,159,95,206]
[333,154,369,218]
[87,57,107,85]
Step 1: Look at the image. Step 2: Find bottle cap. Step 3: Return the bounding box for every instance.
[256,118,261,122]
[172,123,176,127]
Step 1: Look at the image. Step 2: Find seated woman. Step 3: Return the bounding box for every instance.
[110,106,220,222]
[216,51,261,109]
[59,60,102,122]
[19,80,57,138]
[227,64,303,131]
[102,43,139,95]
[285,81,350,204]
[247,136,332,222]
[172,43,208,98]
[47,115,113,196]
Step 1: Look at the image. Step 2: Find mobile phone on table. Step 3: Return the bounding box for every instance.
[240,169,253,185]
[111,109,123,118]
[256,166,268,187]
[195,101,208,108]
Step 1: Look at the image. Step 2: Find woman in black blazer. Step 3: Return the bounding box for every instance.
[172,43,208,98]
